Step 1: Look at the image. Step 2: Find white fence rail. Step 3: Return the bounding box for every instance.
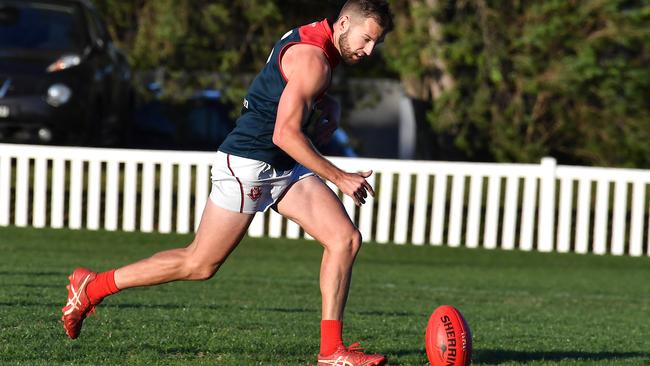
[1,143,649,256]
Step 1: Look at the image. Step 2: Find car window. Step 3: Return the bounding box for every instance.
[88,7,110,42]
[82,6,99,44]
[0,1,87,51]
[81,3,110,46]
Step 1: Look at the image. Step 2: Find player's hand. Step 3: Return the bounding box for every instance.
[335,170,375,206]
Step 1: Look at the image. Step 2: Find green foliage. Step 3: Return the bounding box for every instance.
[383,0,436,80]
[91,0,391,105]
[448,0,650,166]
[91,1,649,167]
[92,0,288,103]
[385,0,650,167]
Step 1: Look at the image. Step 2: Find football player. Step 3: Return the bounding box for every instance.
[62,1,393,365]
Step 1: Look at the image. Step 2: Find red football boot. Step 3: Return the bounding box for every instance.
[61,268,99,339]
[317,343,387,366]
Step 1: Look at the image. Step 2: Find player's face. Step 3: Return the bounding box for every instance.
[339,17,384,65]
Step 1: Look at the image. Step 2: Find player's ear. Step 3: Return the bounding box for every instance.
[337,15,351,33]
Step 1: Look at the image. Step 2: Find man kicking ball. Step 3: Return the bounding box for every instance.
[62,1,393,365]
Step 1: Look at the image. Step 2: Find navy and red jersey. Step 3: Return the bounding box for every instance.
[218,19,341,170]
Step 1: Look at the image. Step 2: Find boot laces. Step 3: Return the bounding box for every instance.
[347,342,364,353]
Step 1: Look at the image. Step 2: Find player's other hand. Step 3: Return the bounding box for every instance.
[314,117,338,147]
[335,170,375,206]
[313,95,341,147]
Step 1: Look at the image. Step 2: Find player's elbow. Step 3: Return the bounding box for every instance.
[271,130,284,147]
[272,128,296,150]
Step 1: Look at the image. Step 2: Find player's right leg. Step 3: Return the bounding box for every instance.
[62,200,254,339]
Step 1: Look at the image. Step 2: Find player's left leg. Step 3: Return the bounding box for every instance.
[276,175,359,320]
[275,175,386,366]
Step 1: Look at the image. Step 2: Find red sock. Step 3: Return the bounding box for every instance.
[86,269,120,304]
[320,320,344,355]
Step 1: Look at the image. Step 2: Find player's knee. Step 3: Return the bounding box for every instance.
[190,262,221,281]
[329,228,362,256]
[184,257,222,281]
[351,229,362,253]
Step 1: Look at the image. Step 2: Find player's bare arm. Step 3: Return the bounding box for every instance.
[273,45,374,206]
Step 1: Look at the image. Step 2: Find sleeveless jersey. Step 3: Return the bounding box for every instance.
[218,19,341,170]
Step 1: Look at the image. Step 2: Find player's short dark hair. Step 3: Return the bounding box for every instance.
[339,0,394,34]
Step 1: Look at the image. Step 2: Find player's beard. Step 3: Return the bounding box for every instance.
[339,30,362,65]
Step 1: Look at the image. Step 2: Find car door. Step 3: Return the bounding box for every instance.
[90,5,131,119]
[81,4,116,119]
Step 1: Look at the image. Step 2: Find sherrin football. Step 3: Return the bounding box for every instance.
[425,305,472,366]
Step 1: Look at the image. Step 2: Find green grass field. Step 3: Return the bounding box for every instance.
[1,226,649,365]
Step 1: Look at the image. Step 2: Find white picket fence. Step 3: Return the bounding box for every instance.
[1,143,649,256]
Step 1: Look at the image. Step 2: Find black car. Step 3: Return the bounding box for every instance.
[132,86,237,151]
[133,84,358,157]
[0,0,133,145]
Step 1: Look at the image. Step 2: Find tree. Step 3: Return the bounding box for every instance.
[92,1,347,104]
[382,0,458,160]
[93,0,288,103]
[384,0,650,167]
[93,0,650,167]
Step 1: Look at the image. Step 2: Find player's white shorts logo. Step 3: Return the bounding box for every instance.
[209,152,314,214]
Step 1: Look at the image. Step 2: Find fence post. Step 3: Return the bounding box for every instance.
[538,157,557,252]
[0,152,11,226]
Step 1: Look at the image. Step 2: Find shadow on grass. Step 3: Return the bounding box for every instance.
[4,283,61,288]
[108,303,317,314]
[0,302,317,314]
[386,347,425,358]
[138,343,309,360]
[353,309,419,317]
[108,302,228,310]
[0,301,60,307]
[258,307,317,314]
[2,298,418,318]
[0,302,226,310]
[0,270,66,276]
[473,349,650,364]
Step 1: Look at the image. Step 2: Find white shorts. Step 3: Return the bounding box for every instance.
[209,151,314,214]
